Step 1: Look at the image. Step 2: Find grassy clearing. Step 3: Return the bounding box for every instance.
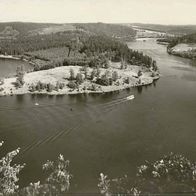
[30,24,76,35]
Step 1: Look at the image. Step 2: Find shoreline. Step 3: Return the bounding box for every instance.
[0,54,38,67]
[0,54,21,60]
[0,76,159,97]
[0,65,160,97]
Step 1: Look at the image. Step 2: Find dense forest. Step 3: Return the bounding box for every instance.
[0,22,157,71]
[0,22,136,39]
[79,35,155,67]
[0,22,136,54]
[28,35,157,71]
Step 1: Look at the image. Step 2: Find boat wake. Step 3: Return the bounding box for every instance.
[20,94,135,155]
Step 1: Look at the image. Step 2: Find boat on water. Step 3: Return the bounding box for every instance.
[126,95,135,100]
[35,103,39,106]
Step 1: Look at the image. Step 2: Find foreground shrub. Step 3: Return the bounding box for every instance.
[98,153,196,196]
[0,141,25,195]
[20,154,71,196]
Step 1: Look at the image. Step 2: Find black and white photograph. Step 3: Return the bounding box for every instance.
[0,0,196,195]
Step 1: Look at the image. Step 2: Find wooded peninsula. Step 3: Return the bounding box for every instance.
[0,23,159,96]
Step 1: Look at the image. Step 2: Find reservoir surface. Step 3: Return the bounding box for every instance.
[0,58,32,78]
[0,39,196,193]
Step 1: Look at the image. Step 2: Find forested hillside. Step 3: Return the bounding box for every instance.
[0,30,88,54]
[0,22,136,55]
[75,23,136,40]
[0,22,156,71]
[0,22,56,36]
[0,22,136,38]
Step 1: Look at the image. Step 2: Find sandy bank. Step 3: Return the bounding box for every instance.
[0,63,160,97]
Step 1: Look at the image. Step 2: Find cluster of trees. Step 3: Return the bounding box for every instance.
[96,70,119,86]
[67,68,85,90]
[67,67,119,89]
[29,81,65,92]
[15,66,25,88]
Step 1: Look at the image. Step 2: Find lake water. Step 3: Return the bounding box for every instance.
[0,39,196,193]
[0,58,32,78]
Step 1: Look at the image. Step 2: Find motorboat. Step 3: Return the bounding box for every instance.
[126,95,135,100]
[35,103,39,106]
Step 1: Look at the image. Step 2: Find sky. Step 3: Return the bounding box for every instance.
[0,0,196,25]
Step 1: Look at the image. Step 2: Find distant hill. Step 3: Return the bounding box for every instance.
[0,22,138,55]
[0,22,136,40]
[0,22,56,36]
[130,23,196,35]
[0,26,19,38]
[177,33,196,43]
[75,23,136,40]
